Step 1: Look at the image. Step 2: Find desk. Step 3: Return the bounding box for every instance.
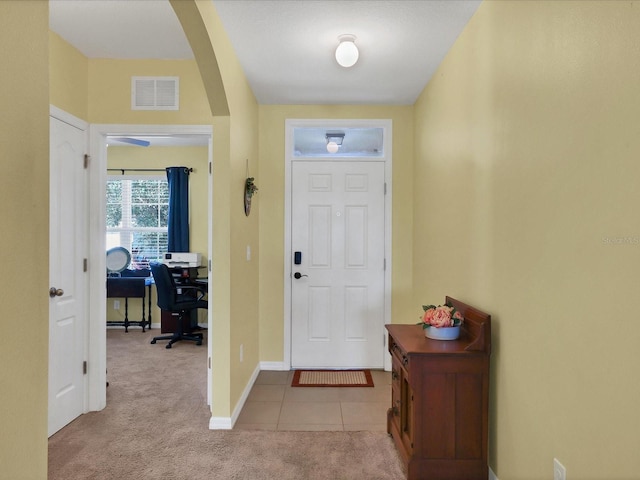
[106,277,153,332]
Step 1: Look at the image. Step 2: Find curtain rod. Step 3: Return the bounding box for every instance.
[107,167,193,175]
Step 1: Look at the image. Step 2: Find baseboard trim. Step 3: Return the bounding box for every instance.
[260,361,288,371]
[209,416,232,430]
[209,363,261,430]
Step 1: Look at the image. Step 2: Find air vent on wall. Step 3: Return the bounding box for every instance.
[131,76,179,110]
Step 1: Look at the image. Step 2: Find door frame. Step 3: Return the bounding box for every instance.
[87,123,213,412]
[283,118,393,371]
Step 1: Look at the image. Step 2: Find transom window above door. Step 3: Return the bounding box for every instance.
[293,127,384,158]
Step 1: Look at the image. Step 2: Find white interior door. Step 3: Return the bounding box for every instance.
[291,160,385,368]
[49,115,88,436]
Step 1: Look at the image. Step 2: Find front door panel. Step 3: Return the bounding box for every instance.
[291,161,385,368]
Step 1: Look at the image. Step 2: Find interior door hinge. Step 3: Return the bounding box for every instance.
[84,154,90,169]
[83,258,88,272]
[209,162,212,175]
[83,361,88,375]
[208,357,212,369]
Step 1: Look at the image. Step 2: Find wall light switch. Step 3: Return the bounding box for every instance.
[113,300,120,310]
[246,245,251,261]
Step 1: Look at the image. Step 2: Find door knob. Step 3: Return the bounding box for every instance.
[49,287,64,298]
[293,272,308,279]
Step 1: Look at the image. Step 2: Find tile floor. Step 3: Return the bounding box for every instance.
[234,369,391,431]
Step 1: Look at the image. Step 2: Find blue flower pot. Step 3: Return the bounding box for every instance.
[424,325,460,341]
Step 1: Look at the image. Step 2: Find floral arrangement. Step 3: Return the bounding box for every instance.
[245,177,258,197]
[418,304,464,329]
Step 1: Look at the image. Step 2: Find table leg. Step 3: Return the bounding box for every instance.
[147,284,152,329]
[141,288,146,332]
[124,297,129,333]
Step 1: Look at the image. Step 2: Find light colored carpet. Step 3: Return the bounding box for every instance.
[48,328,405,480]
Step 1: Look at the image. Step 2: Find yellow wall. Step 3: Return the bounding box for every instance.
[258,105,415,362]
[88,59,212,125]
[165,0,261,417]
[199,0,261,413]
[106,146,209,324]
[50,30,88,120]
[414,1,640,478]
[0,1,49,478]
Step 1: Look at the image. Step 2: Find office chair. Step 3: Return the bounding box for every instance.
[149,263,207,349]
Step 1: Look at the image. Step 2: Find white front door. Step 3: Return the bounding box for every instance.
[49,115,88,436]
[291,161,385,368]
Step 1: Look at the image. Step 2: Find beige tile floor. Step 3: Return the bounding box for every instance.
[234,369,391,431]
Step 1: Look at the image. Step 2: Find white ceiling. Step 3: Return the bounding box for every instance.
[49,0,194,60]
[49,0,482,106]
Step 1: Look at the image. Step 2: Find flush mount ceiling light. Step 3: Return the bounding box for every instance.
[326,132,345,153]
[335,34,359,68]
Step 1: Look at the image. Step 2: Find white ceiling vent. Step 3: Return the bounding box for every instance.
[131,76,179,110]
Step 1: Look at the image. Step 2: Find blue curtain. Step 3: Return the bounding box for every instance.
[166,166,190,252]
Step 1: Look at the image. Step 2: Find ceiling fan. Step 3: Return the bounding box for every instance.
[109,137,151,147]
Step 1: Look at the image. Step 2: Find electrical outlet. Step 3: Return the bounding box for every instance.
[113,300,120,310]
[554,458,566,480]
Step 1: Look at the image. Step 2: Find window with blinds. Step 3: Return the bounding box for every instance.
[106,177,169,269]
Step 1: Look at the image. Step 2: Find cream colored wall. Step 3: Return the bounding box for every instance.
[171,0,260,417]
[88,59,212,125]
[202,1,260,412]
[50,31,88,120]
[414,1,640,478]
[106,146,209,324]
[258,105,415,363]
[0,2,49,478]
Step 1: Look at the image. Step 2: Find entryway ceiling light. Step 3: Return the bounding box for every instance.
[335,34,359,68]
[326,132,345,153]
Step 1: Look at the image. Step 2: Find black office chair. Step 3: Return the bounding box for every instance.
[149,263,207,349]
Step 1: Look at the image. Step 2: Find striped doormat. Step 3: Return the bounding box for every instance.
[292,369,374,387]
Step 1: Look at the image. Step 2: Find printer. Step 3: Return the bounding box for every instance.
[161,252,202,268]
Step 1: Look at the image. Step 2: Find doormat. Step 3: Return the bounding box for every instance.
[292,369,374,387]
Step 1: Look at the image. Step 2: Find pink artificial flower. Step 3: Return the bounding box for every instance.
[423,308,436,325]
[420,304,463,328]
[431,306,453,327]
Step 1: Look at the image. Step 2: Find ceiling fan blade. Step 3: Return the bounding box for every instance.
[111,137,151,147]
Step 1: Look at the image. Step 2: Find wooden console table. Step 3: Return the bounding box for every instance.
[106,277,152,332]
[386,296,491,480]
